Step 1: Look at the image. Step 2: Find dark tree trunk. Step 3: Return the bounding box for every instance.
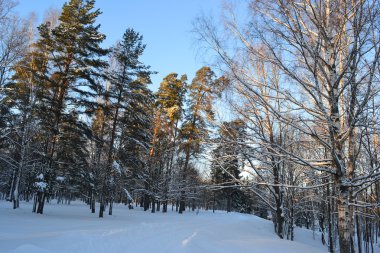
[275,204,284,239]
[32,194,37,213]
[13,198,19,209]
[108,199,113,215]
[179,194,185,214]
[213,192,216,213]
[91,197,95,213]
[36,192,46,214]
[89,191,95,213]
[227,193,231,213]
[320,216,326,245]
[144,195,150,211]
[151,200,156,213]
[99,195,104,218]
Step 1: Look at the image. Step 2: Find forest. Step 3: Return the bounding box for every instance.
[0,0,379,253]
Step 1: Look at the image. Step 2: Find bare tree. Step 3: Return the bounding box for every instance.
[0,0,30,89]
[194,0,380,252]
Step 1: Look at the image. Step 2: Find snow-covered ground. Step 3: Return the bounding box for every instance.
[0,200,327,253]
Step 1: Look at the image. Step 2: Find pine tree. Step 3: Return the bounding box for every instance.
[149,73,186,212]
[1,32,50,209]
[97,28,154,217]
[88,104,109,213]
[179,66,226,213]
[27,0,108,214]
[119,77,154,213]
[211,120,247,212]
[156,73,187,126]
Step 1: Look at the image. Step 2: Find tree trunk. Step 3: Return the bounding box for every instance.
[227,193,231,213]
[32,194,37,213]
[8,168,16,202]
[90,191,95,213]
[337,184,354,253]
[273,161,283,239]
[36,192,46,214]
[99,195,104,218]
[12,164,22,209]
[275,202,284,239]
[289,197,294,241]
[108,199,113,215]
[144,195,150,211]
[357,213,362,253]
[12,170,20,209]
[180,135,192,214]
[213,192,216,213]
[327,181,334,253]
[179,195,185,214]
[151,199,156,213]
[91,197,95,213]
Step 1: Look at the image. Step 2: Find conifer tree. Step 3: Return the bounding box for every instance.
[211,120,247,212]
[26,0,108,214]
[149,73,186,212]
[1,29,51,209]
[98,28,153,217]
[88,102,109,213]
[119,77,154,212]
[0,1,40,208]
[179,66,226,213]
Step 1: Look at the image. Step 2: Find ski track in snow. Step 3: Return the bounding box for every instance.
[182,231,197,246]
[0,200,329,253]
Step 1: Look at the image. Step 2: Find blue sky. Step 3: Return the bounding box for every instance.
[15,0,222,91]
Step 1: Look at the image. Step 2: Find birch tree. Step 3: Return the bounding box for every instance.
[195,0,380,251]
[0,0,30,89]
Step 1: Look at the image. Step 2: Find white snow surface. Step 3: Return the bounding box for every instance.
[0,201,327,253]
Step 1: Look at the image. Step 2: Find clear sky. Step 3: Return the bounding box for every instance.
[14,0,222,91]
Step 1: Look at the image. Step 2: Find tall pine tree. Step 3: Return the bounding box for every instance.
[27,0,108,214]
[179,66,226,213]
[149,73,187,212]
[97,28,154,217]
